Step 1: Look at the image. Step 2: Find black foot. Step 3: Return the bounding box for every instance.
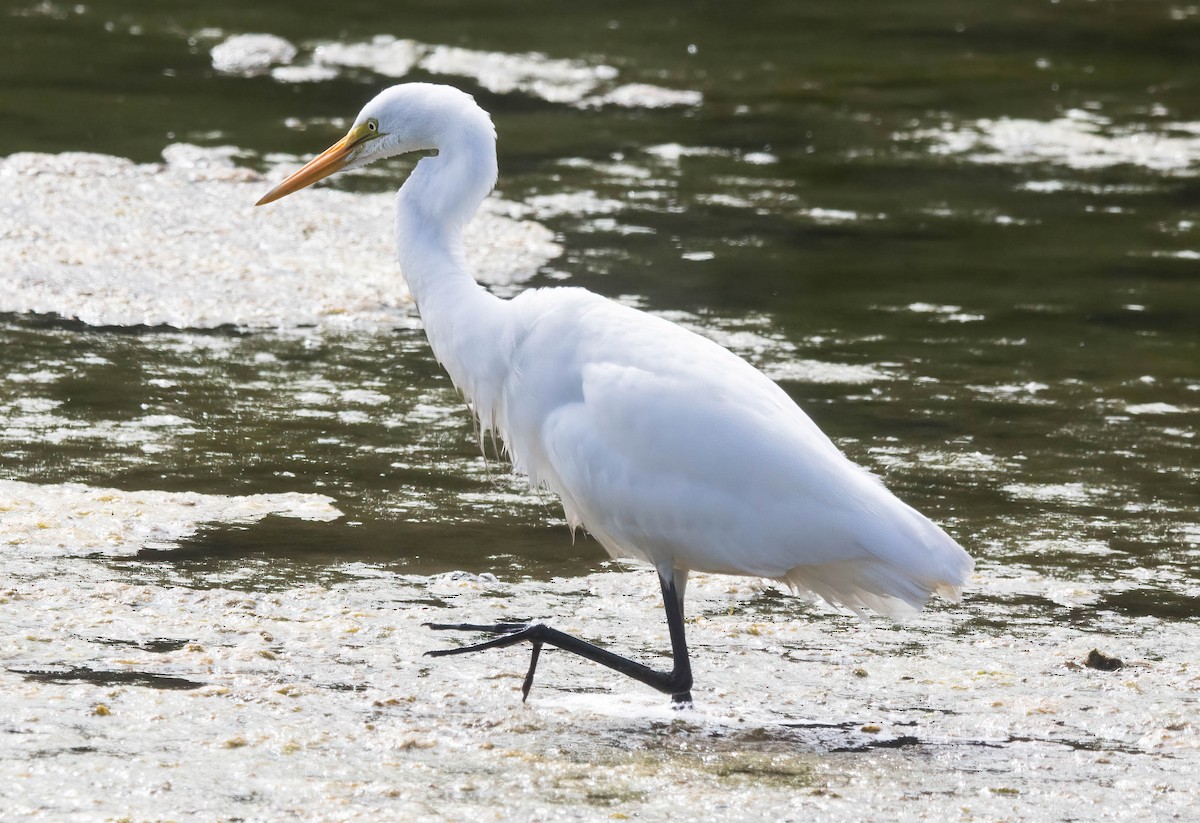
[423,621,528,637]
[422,619,692,705]
[424,622,548,701]
[422,572,695,706]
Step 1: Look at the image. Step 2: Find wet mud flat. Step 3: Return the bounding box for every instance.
[2,490,1197,822]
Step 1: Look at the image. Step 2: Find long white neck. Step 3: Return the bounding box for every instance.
[394,117,513,431]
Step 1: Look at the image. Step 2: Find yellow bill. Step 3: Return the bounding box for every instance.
[256,122,374,206]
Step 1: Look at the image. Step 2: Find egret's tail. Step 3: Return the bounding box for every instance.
[782,534,974,619]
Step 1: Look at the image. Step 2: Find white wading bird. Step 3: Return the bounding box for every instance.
[257,83,973,705]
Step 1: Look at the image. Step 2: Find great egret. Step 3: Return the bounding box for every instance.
[257,83,973,705]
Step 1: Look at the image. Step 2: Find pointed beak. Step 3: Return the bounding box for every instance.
[256,123,372,206]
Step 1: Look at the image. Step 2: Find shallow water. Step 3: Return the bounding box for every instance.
[2,1,1198,820]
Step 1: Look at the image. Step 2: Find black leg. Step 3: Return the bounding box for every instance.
[424,571,694,705]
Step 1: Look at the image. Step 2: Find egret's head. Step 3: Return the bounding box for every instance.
[256,83,491,206]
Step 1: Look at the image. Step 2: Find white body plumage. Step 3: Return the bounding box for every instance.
[367,84,974,618]
[257,84,973,712]
[258,82,973,701]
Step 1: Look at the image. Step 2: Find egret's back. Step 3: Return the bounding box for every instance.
[493,289,973,618]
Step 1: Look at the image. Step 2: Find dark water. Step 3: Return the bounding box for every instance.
[2,0,1198,612]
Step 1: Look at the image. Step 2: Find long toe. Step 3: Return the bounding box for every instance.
[423,621,530,634]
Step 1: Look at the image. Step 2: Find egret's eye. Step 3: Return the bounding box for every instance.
[367,119,378,132]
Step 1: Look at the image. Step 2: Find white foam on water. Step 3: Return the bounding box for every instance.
[799,207,867,223]
[583,83,704,109]
[643,143,726,163]
[762,358,891,385]
[311,36,424,78]
[652,310,893,385]
[209,32,701,109]
[869,444,1014,476]
[519,190,627,220]
[421,44,617,104]
[1125,402,1191,415]
[905,109,1200,173]
[0,147,560,329]
[0,478,339,560]
[210,33,297,75]
[1002,481,1106,505]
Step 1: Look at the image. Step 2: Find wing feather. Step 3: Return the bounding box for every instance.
[506,294,972,615]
